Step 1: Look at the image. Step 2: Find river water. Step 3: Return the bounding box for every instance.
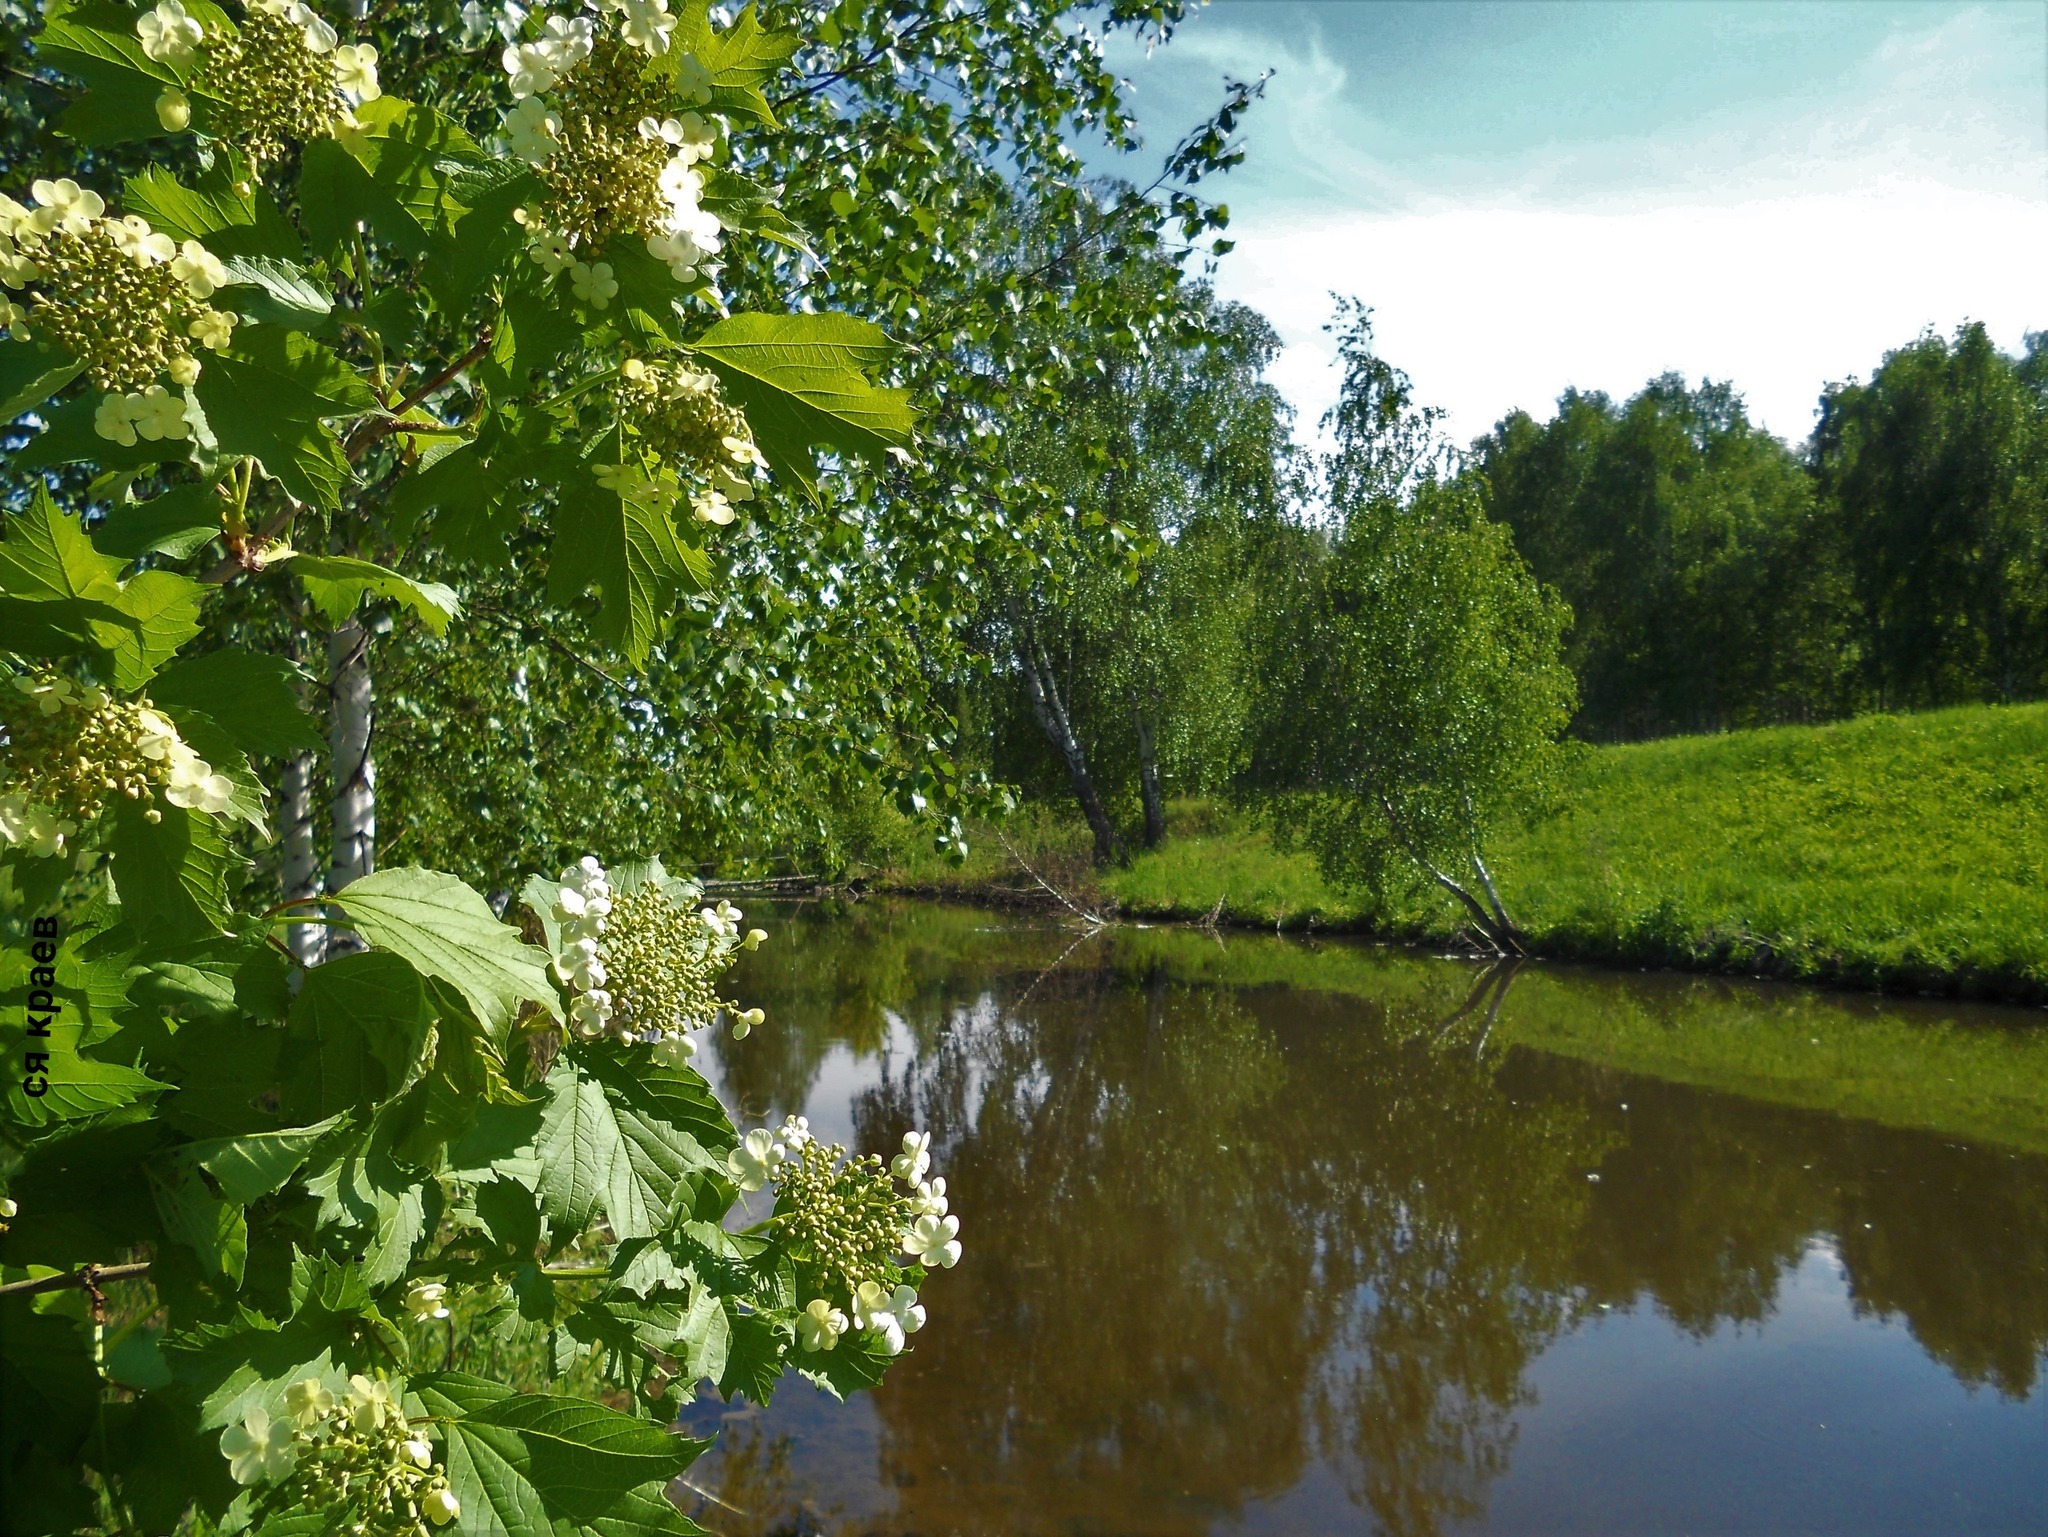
[676,900,2048,1536]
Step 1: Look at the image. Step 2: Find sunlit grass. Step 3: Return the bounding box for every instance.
[893,702,2048,1001]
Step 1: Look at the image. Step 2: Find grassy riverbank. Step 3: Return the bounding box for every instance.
[883,702,2048,1003]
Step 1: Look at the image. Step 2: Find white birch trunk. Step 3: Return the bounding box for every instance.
[280,749,327,966]
[326,618,375,956]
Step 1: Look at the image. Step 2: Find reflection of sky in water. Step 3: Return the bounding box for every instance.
[684,905,2048,1535]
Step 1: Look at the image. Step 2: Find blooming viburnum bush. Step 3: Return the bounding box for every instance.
[0,2,929,1533]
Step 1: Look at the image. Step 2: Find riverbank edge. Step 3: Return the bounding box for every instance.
[873,875,2048,1010]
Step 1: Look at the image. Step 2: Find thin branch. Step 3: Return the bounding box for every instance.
[0,1262,150,1300]
[344,329,497,466]
[467,600,632,696]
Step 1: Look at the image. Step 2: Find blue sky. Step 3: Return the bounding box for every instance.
[1100,1,2046,448]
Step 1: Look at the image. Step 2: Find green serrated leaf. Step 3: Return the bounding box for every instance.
[685,312,913,504]
[92,484,225,561]
[147,1156,248,1286]
[0,335,87,420]
[1,1010,170,1128]
[180,1114,346,1205]
[325,868,555,1037]
[97,568,205,689]
[670,2,801,129]
[278,549,460,635]
[149,645,323,755]
[533,1048,729,1244]
[109,799,237,943]
[282,950,437,1121]
[216,254,335,328]
[192,329,373,509]
[715,1306,784,1405]
[549,473,708,664]
[122,164,254,244]
[0,482,126,600]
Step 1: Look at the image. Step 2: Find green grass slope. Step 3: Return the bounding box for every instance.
[893,703,2048,1001]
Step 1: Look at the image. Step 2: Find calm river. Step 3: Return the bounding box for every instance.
[676,900,2048,1536]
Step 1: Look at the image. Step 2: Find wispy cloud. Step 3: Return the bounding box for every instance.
[1109,2,2047,446]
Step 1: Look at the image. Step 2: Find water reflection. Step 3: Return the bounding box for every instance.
[685,902,2048,1535]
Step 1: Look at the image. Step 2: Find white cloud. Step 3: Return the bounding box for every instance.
[1214,187,2046,451]
[1110,5,2045,449]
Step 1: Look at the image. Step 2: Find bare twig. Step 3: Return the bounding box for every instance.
[0,1262,150,1300]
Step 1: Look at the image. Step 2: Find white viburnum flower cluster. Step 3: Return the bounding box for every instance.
[536,856,766,1060]
[495,2,727,296]
[737,1118,959,1359]
[0,673,236,859]
[610,357,769,526]
[133,1,380,164]
[0,180,236,419]
[222,1373,459,1533]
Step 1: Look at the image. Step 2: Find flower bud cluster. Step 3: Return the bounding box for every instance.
[0,179,235,405]
[1,673,235,859]
[733,1119,961,1358]
[221,1373,458,1534]
[500,4,725,295]
[613,358,768,525]
[539,856,767,1060]
[134,1,380,165]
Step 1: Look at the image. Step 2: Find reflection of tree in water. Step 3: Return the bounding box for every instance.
[849,967,1611,1537]
[1533,1056,2048,1397]
[711,899,1076,1122]
[700,912,2048,1534]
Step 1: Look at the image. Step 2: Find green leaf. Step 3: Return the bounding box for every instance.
[579,1044,737,1163]
[216,254,335,328]
[122,164,257,245]
[298,138,426,262]
[686,312,914,503]
[92,484,225,561]
[37,2,185,88]
[1,1012,171,1128]
[715,1306,785,1404]
[338,97,485,240]
[282,950,437,1121]
[149,646,322,755]
[549,472,710,664]
[796,1331,893,1401]
[192,330,374,509]
[109,799,236,943]
[278,550,460,635]
[532,1049,729,1243]
[410,1375,711,1537]
[0,335,87,421]
[300,1125,429,1288]
[1,487,204,684]
[155,1013,284,1139]
[147,1156,248,1286]
[325,868,555,1037]
[672,2,802,129]
[96,568,205,690]
[435,165,545,315]
[0,482,126,600]
[176,1115,346,1206]
[389,443,520,566]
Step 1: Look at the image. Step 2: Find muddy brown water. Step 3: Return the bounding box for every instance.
[675,901,2048,1536]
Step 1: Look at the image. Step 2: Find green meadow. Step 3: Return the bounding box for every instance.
[888,702,2048,1004]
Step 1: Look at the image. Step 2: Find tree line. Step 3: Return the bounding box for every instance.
[1479,321,2048,738]
[966,296,2045,937]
